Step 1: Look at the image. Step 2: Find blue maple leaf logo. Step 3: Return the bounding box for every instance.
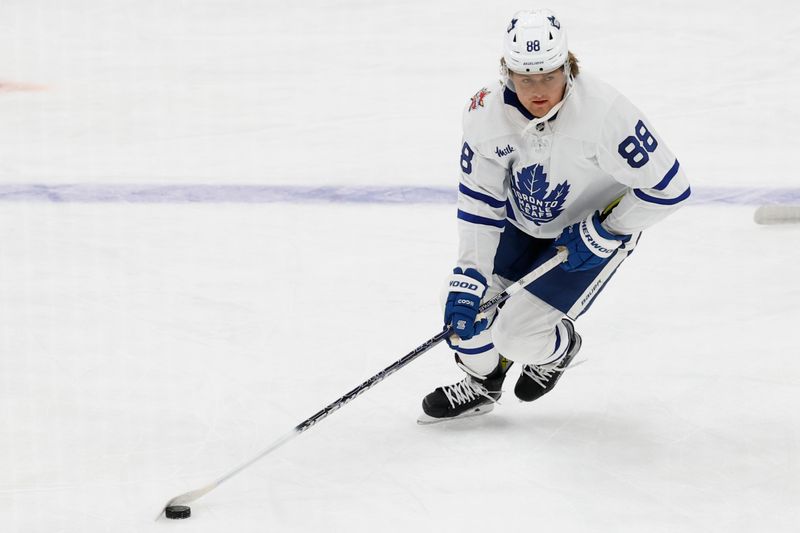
[512,164,570,225]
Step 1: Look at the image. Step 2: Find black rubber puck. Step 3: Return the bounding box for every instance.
[165,505,191,519]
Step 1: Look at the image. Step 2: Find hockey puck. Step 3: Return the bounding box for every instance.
[165,505,191,519]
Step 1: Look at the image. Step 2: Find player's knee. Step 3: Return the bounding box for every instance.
[490,290,566,365]
[492,324,554,365]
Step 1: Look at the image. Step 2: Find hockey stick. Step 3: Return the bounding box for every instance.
[158,248,568,517]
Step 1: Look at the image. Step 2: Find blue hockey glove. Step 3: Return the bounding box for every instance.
[555,211,630,272]
[444,267,488,341]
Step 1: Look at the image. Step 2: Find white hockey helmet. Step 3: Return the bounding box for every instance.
[503,9,568,74]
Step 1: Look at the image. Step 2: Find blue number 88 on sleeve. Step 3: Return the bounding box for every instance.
[617,120,658,168]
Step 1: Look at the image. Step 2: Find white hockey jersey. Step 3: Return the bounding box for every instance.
[456,73,691,280]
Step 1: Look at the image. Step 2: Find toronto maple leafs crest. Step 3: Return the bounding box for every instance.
[469,88,491,111]
[510,164,570,225]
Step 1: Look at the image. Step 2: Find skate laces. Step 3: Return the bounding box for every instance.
[442,378,496,409]
[521,359,570,388]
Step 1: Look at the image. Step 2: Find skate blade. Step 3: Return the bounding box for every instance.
[416,402,495,425]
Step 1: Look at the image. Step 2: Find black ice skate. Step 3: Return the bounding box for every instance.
[514,318,582,402]
[418,356,512,425]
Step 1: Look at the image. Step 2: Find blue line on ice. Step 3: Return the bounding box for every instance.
[0,184,798,205]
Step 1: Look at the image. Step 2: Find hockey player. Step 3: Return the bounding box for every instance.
[419,9,691,423]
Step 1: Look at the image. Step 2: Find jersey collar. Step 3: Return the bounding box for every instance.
[503,87,536,121]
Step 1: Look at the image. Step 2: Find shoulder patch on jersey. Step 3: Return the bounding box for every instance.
[469,88,491,112]
[511,163,570,226]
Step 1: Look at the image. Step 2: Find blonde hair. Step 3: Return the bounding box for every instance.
[501,51,580,77]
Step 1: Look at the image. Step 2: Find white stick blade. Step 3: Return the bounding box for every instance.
[754,205,800,225]
[154,483,218,520]
[165,483,217,507]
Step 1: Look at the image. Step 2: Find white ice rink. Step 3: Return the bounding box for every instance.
[1,1,799,532]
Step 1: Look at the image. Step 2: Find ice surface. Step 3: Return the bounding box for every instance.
[1,1,798,532]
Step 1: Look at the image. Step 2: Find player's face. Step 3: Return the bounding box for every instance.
[510,68,567,118]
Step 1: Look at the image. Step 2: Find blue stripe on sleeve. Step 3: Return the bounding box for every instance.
[634,186,692,205]
[457,209,507,228]
[458,183,506,208]
[652,159,681,191]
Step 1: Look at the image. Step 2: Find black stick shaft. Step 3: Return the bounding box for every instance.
[296,248,566,433]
